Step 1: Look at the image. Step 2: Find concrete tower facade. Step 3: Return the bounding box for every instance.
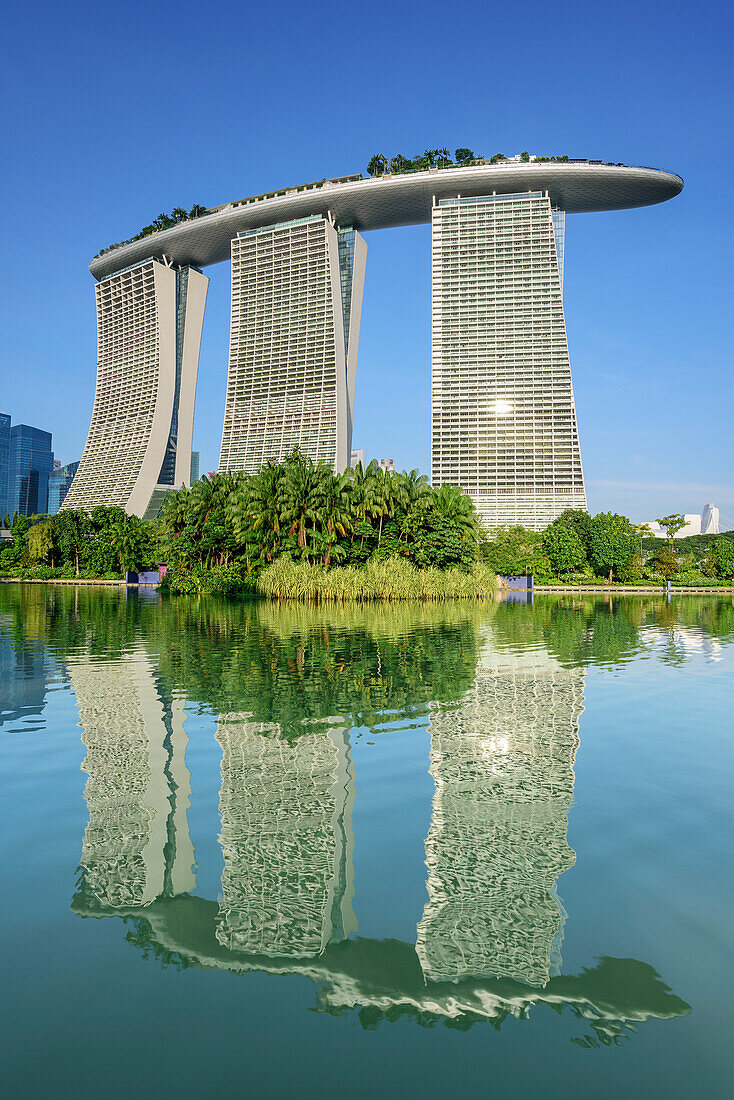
[219,216,366,475]
[431,192,586,531]
[81,160,681,522]
[63,258,208,517]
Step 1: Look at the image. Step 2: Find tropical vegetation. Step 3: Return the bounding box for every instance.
[94,203,210,259]
[481,509,734,586]
[157,453,484,596]
[2,459,732,594]
[0,507,156,579]
[366,148,572,176]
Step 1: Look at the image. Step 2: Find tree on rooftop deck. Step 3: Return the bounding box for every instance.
[367,154,388,176]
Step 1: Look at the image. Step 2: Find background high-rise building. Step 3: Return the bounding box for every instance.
[8,423,54,516]
[80,161,681,520]
[0,413,10,519]
[47,461,80,515]
[431,192,586,531]
[189,450,200,484]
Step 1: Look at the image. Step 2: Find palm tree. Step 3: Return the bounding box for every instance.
[367,154,389,176]
[433,484,478,538]
[172,206,188,222]
[189,204,207,219]
[229,461,283,562]
[362,461,396,547]
[278,456,329,558]
[321,472,354,566]
[389,154,410,173]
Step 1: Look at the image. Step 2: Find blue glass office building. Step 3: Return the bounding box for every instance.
[47,461,79,515]
[0,413,10,520]
[9,425,54,516]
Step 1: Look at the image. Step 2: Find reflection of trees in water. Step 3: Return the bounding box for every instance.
[419,644,582,987]
[2,585,731,712]
[492,594,734,669]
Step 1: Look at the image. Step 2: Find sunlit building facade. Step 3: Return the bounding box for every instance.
[63,258,208,517]
[219,216,367,475]
[431,192,586,531]
[79,161,680,517]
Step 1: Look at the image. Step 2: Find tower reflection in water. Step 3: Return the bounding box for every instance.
[418,643,582,988]
[70,626,689,1040]
[216,717,356,956]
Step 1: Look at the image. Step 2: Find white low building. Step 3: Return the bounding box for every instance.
[646,504,719,538]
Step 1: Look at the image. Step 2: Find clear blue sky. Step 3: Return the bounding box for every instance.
[2,0,732,522]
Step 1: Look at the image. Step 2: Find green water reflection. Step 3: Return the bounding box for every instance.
[3,585,717,1043]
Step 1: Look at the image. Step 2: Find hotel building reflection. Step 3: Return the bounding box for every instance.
[418,633,583,987]
[70,651,357,961]
[67,639,690,1036]
[216,716,357,956]
[70,653,195,909]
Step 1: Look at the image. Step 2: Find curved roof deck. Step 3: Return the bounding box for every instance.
[90,160,683,281]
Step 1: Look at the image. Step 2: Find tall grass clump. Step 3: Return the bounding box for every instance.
[256,556,497,602]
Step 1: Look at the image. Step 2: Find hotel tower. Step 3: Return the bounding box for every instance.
[73,158,681,526]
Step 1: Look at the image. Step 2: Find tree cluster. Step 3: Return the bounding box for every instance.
[366,149,572,176]
[0,507,158,578]
[94,204,209,258]
[159,454,480,592]
[481,509,734,584]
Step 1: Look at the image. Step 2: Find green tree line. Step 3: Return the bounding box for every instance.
[482,509,734,585]
[0,506,157,579]
[366,149,572,176]
[2,455,731,593]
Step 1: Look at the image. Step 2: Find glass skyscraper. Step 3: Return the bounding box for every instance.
[8,423,54,516]
[47,461,80,515]
[0,413,10,520]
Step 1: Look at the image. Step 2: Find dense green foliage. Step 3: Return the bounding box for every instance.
[0,507,158,579]
[366,148,572,175]
[94,204,209,258]
[159,454,482,595]
[481,509,734,585]
[1,458,731,594]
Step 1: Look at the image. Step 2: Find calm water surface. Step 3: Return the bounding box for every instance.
[1,585,732,1098]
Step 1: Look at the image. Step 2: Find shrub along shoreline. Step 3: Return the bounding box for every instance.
[255,558,497,602]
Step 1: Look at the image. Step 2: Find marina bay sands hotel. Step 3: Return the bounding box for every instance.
[63,158,682,529]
